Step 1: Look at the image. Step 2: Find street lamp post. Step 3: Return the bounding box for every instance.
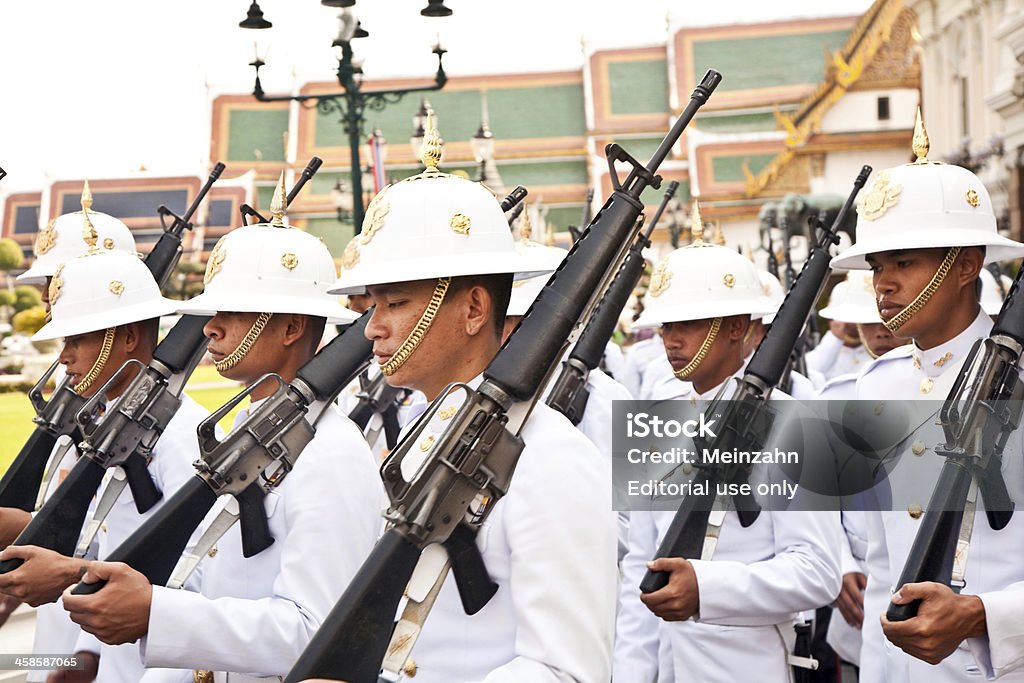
[244,4,451,231]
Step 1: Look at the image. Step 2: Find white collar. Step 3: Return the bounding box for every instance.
[911,309,992,379]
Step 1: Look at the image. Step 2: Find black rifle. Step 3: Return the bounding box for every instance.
[284,69,722,683]
[640,166,870,593]
[71,311,374,593]
[501,185,528,214]
[0,316,210,573]
[567,188,596,244]
[0,163,226,512]
[547,180,679,425]
[240,157,323,225]
[347,371,406,452]
[149,163,226,288]
[885,266,1023,622]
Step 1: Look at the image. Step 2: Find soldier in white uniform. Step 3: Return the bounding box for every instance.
[829,111,1024,682]
[614,213,841,683]
[0,192,204,682]
[324,119,617,682]
[61,183,384,682]
[808,278,875,382]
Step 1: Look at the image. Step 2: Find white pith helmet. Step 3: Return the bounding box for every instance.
[633,203,777,329]
[177,179,356,323]
[831,109,1024,270]
[818,271,883,324]
[33,250,178,341]
[328,117,551,295]
[506,240,569,317]
[18,181,136,285]
[758,270,785,325]
[979,268,1013,315]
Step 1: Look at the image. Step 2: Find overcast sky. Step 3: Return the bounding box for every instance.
[0,0,872,196]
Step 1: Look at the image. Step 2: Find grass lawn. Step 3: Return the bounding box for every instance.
[0,366,246,473]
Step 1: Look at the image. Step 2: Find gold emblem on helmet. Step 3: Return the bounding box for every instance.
[857,170,902,221]
[49,264,64,304]
[35,219,57,256]
[341,239,360,270]
[204,236,227,285]
[723,274,735,288]
[103,238,115,250]
[649,258,673,298]
[108,280,124,295]
[280,253,299,270]
[359,195,390,245]
[966,189,980,208]
[450,213,471,235]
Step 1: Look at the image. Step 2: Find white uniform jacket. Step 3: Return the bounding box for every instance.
[406,396,618,683]
[615,369,842,683]
[806,332,873,384]
[141,404,384,679]
[855,310,1024,681]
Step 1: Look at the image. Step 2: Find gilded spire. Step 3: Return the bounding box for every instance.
[270,171,288,227]
[691,199,704,244]
[713,220,725,246]
[420,110,443,172]
[912,106,930,163]
[518,205,533,242]
[81,180,98,251]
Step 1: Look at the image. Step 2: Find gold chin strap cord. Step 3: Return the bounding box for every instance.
[381,277,452,377]
[215,312,272,373]
[881,247,961,333]
[76,327,116,394]
[673,317,722,381]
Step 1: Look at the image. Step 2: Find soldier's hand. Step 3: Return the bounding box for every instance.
[0,594,21,626]
[0,545,86,606]
[835,571,866,628]
[45,651,99,682]
[640,557,700,621]
[881,582,987,665]
[62,561,152,645]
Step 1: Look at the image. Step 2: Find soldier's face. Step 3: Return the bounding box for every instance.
[867,248,959,340]
[59,327,133,397]
[661,316,744,392]
[204,312,289,391]
[365,279,465,399]
[857,322,900,357]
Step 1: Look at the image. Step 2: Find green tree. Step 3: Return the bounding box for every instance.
[12,306,47,335]
[0,238,23,291]
[13,286,41,313]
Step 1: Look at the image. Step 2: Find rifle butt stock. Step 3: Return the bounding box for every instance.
[285,529,422,683]
[639,476,716,593]
[73,476,219,594]
[0,457,106,573]
[886,460,970,622]
[0,428,60,511]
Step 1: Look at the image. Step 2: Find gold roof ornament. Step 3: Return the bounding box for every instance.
[270,171,288,227]
[420,110,443,173]
[81,180,99,251]
[912,106,930,163]
[690,200,705,245]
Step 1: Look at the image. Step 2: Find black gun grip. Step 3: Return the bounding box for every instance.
[122,452,163,514]
[237,483,274,558]
[0,558,23,573]
[443,522,498,615]
[885,598,920,622]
